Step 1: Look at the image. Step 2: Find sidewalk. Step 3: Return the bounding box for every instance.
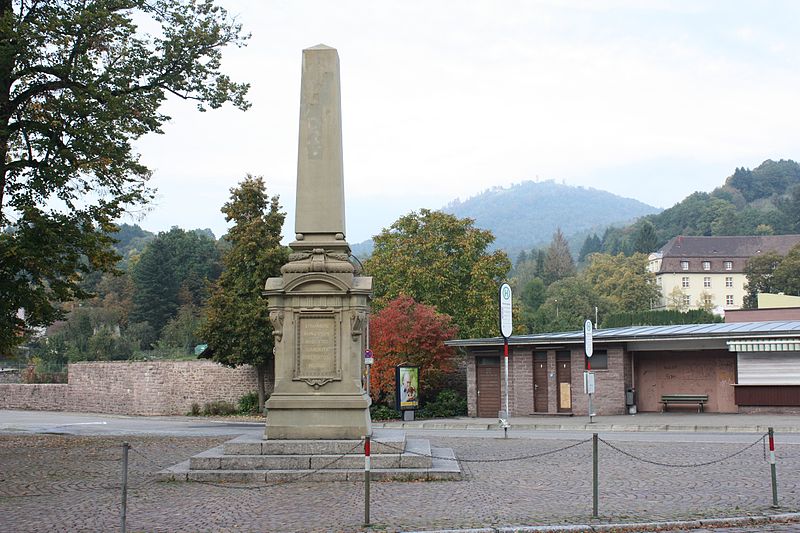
[373,412,800,433]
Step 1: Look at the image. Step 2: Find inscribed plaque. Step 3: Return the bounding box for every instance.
[295,315,339,384]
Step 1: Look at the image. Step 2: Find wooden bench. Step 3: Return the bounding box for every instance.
[661,394,708,413]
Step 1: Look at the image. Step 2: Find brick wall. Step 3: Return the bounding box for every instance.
[510,348,533,415]
[0,360,273,415]
[569,346,626,416]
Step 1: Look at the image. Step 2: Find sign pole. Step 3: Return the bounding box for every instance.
[499,283,513,439]
[584,319,595,424]
[503,339,509,439]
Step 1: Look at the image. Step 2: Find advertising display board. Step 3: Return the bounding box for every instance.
[395,365,420,411]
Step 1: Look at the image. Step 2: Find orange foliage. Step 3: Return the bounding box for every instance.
[369,295,459,404]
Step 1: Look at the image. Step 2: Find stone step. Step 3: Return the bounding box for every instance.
[190,439,432,470]
[159,447,460,483]
[223,428,407,456]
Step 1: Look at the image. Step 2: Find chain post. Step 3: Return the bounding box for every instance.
[768,427,778,508]
[364,435,371,526]
[592,433,598,519]
[121,442,129,533]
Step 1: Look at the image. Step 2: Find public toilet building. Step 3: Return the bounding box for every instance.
[447,321,800,417]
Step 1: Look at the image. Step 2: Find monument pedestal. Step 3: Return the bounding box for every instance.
[264,393,371,440]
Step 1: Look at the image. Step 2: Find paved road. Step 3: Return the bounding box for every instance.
[1,429,799,532]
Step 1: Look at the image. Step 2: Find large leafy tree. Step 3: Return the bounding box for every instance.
[368,295,459,406]
[0,0,249,355]
[743,251,784,308]
[582,252,659,313]
[199,176,288,410]
[365,209,511,338]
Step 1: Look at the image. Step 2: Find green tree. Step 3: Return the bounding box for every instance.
[199,176,288,410]
[534,277,608,333]
[743,251,783,308]
[365,209,510,338]
[129,238,179,342]
[542,228,575,286]
[0,0,249,355]
[578,233,602,262]
[632,220,658,254]
[582,253,659,313]
[772,244,800,297]
[520,276,546,332]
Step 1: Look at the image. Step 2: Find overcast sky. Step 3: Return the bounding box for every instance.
[133,0,800,243]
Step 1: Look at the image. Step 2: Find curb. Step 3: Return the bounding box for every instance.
[372,422,800,434]
[400,511,800,533]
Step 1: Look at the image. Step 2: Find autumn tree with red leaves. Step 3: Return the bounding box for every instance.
[369,295,459,406]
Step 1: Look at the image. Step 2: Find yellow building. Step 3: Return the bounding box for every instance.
[648,235,800,312]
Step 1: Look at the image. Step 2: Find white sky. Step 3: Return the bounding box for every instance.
[133,0,800,244]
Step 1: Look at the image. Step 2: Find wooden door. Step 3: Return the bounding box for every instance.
[476,358,501,418]
[533,351,549,412]
[556,351,572,412]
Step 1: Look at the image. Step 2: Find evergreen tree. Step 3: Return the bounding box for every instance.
[199,176,288,409]
[578,233,602,262]
[542,228,576,286]
[130,238,179,342]
[632,220,658,253]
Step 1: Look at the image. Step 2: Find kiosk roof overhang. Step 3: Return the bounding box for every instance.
[446,320,800,349]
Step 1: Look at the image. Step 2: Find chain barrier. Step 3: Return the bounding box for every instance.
[129,439,365,490]
[598,433,768,468]
[376,437,592,463]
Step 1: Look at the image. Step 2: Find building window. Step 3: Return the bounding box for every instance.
[682,276,690,288]
[703,276,711,288]
[681,261,689,270]
[724,261,733,270]
[703,294,713,307]
[725,276,733,288]
[726,294,734,306]
[703,261,711,270]
[683,295,691,306]
[586,350,608,370]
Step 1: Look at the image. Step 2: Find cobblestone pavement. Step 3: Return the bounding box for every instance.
[0,433,798,533]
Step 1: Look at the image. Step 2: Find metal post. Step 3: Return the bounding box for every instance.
[121,442,129,533]
[768,427,778,508]
[592,433,598,519]
[503,340,509,439]
[364,435,371,526]
[365,317,370,398]
[588,393,594,424]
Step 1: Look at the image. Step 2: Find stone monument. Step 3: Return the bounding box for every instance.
[263,44,372,440]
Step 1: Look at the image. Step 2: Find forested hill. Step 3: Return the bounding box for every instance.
[442,180,659,256]
[598,159,800,255]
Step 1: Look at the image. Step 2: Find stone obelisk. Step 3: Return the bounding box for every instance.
[264,45,372,440]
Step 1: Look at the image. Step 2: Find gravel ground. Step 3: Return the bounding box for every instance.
[0,433,798,533]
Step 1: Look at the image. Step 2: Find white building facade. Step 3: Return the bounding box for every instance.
[648,235,800,312]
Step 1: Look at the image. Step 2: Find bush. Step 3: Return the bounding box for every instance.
[188,403,201,416]
[418,389,467,419]
[201,400,237,416]
[370,404,400,420]
[238,392,260,415]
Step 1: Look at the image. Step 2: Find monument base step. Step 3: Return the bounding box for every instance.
[157,429,462,483]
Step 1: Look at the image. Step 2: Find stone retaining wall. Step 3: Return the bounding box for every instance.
[0,360,273,415]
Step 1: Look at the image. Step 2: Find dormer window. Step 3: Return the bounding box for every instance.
[681,261,689,270]
[724,261,733,270]
[702,261,711,270]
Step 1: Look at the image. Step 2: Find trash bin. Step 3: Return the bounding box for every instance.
[626,388,636,415]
